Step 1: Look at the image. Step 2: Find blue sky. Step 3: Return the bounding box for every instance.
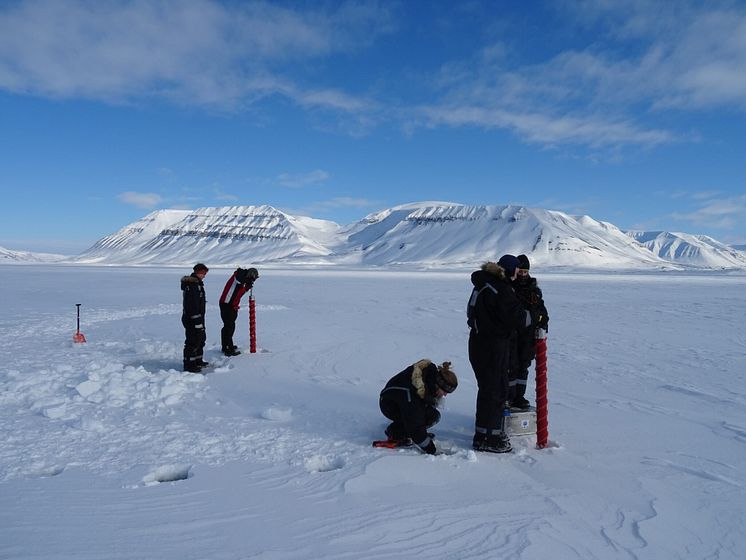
[1,0,745,254]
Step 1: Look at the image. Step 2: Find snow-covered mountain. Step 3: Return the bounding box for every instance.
[76,206,342,265]
[627,231,746,269]
[346,203,667,268]
[76,209,191,263]
[68,202,746,269]
[0,244,66,263]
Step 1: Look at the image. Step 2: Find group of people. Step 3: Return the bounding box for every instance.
[378,254,548,455]
[180,255,548,455]
[180,263,259,373]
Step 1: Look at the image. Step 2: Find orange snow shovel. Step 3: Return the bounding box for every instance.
[73,303,87,343]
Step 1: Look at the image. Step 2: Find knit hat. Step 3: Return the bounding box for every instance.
[435,362,458,393]
[517,254,530,270]
[498,254,519,277]
[193,263,209,273]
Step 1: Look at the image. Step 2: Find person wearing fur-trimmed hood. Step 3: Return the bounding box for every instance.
[466,256,534,453]
[181,263,209,373]
[379,359,458,454]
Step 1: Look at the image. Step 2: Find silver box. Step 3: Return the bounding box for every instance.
[506,410,537,436]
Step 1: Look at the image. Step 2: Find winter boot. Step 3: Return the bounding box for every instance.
[384,423,406,441]
[183,362,202,374]
[223,347,241,357]
[196,359,210,367]
[510,397,531,411]
[472,432,487,450]
[477,432,512,454]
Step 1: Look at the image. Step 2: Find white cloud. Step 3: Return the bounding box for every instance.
[671,194,746,230]
[419,104,673,149]
[417,2,746,150]
[118,191,163,209]
[276,169,330,188]
[0,0,391,111]
[3,0,745,152]
[565,2,746,110]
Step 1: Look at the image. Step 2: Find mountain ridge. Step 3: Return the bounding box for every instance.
[5,202,746,269]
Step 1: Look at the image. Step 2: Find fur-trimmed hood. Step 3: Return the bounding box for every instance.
[410,359,457,400]
[411,359,434,400]
[181,274,203,289]
[482,261,507,278]
[471,261,508,289]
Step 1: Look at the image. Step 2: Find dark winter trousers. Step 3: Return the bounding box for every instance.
[182,316,206,368]
[220,303,238,351]
[379,399,441,441]
[469,333,511,435]
[509,332,536,402]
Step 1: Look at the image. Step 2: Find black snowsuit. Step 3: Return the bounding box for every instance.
[379,360,442,454]
[509,276,549,403]
[219,268,255,353]
[181,273,207,370]
[467,263,532,437]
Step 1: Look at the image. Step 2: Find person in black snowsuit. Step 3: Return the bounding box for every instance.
[181,263,209,373]
[467,255,533,453]
[379,359,458,455]
[509,254,549,410]
[219,267,259,356]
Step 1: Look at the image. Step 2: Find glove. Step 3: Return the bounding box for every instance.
[536,307,548,331]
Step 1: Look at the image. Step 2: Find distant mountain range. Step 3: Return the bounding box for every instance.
[0,245,66,263]
[626,230,746,269]
[3,202,746,270]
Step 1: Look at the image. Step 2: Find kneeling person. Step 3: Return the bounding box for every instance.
[378,359,458,454]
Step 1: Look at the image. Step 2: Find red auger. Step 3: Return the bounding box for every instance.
[249,291,257,354]
[535,331,549,448]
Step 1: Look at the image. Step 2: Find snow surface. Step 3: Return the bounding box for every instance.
[1,264,745,559]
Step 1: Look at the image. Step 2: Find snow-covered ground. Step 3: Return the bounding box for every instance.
[1,264,745,559]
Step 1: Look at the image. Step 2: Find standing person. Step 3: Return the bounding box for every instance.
[378,359,458,455]
[509,254,549,410]
[181,263,209,373]
[219,267,259,356]
[467,255,533,453]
